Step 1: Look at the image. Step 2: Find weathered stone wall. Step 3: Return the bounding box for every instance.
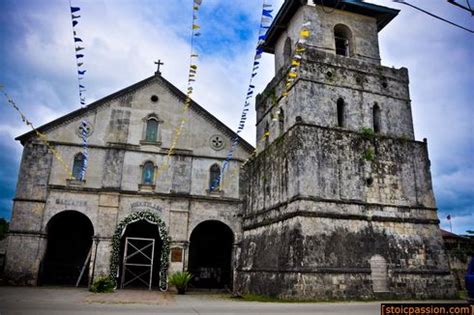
[237,124,456,299]
[257,49,413,150]
[4,142,52,285]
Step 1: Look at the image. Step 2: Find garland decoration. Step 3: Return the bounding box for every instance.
[109,210,171,291]
[209,0,274,191]
[0,86,73,177]
[156,0,203,180]
[68,2,89,180]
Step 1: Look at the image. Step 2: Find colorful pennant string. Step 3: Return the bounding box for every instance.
[0,86,73,177]
[155,0,204,180]
[219,21,312,191]
[209,0,274,191]
[69,2,89,180]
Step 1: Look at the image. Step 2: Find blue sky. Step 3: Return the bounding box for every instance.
[0,0,472,234]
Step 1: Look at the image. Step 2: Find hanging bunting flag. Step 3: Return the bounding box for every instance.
[69,2,89,179]
[156,0,204,182]
[222,21,313,190]
[0,86,73,177]
[211,1,275,191]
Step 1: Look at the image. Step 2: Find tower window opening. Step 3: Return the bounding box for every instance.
[373,103,381,133]
[334,24,352,57]
[337,98,345,127]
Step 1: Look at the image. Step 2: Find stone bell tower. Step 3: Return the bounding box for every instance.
[236,0,456,299]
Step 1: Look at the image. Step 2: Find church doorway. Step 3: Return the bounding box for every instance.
[118,219,163,289]
[188,220,234,289]
[40,210,94,286]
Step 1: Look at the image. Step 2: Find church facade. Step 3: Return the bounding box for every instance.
[5,0,456,299]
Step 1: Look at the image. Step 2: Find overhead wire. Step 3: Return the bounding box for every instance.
[393,0,474,33]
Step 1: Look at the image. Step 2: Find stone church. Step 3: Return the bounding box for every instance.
[5,0,456,299]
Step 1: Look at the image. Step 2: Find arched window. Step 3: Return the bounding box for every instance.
[279,109,285,135]
[334,24,352,57]
[145,118,158,142]
[72,153,85,180]
[337,98,345,127]
[284,37,292,60]
[373,103,381,133]
[209,164,221,190]
[142,161,155,185]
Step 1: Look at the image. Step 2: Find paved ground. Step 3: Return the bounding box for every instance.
[0,286,466,315]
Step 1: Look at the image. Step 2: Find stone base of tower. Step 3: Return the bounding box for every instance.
[235,217,457,300]
[237,124,457,300]
[235,270,456,300]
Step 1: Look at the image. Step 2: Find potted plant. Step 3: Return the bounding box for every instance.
[168,271,192,295]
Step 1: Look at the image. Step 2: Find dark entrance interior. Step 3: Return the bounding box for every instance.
[118,220,162,289]
[188,220,234,289]
[40,211,94,286]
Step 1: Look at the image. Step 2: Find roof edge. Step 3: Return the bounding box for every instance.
[16,75,255,154]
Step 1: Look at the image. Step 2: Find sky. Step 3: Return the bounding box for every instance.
[0,0,472,234]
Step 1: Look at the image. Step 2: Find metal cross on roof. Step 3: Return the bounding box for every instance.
[154,59,164,75]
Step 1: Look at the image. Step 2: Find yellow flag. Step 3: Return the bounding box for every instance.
[288,72,297,78]
[282,92,288,97]
[190,65,197,70]
[193,24,200,30]
[291,60,300,66]
[295,47,305,52]
[300,29,310,38]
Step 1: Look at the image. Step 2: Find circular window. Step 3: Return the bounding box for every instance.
[151,95,159,102]
[76,120,93,138]
[209,135,225,151]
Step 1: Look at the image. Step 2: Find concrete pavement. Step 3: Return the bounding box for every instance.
[0,287,465,315]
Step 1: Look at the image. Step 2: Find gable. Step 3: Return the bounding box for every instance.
[16,75,254,159]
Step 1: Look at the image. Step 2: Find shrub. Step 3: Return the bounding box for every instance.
[168,271,193,294]
[90,275,115,293]
[363,147,375,161]
[360,127,375,140]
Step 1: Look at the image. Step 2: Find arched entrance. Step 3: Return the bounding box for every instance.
[40,210,94,286]
[118,220,163,289]
[188,220,234,289]
[109,211,170,291]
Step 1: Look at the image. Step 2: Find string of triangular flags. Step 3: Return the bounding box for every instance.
[69,3,89,180]
[0,86,73,177]
[219,21,312,191]
[209,1,273,191]
[271,21,311,119]
[155,0,203,180]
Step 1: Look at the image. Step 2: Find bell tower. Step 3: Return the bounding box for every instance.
[238,0,456,300]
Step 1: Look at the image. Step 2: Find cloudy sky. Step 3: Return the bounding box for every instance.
[0,0,472,234]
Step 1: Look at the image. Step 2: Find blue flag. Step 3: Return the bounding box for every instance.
[74,37,83,42]
[78,70,86,75]
[71,6,80,13]
[72,20,78,27]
